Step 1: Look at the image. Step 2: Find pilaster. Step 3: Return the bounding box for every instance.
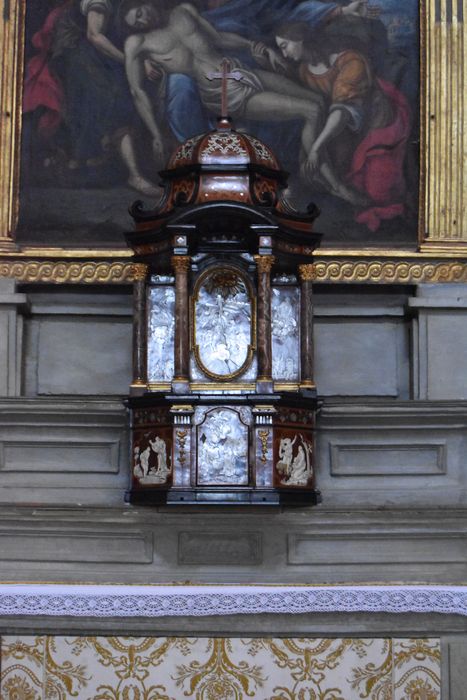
[0,278,27,396]
[422,0,467,248]
[409,283,467,399]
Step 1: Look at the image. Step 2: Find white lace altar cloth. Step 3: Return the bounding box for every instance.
[0,585,466,617]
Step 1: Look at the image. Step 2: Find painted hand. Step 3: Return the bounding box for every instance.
[366,4,382,19]
[144,59,162,82]
[344,0,368,17]
[305,149,320,177]
[251,41,287,73]
[266,47,288,73]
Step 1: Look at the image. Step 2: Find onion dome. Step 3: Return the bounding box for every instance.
[167,117,279,170]
[131,117,287,219]
[128,115,320,249]
[154,116,288,211]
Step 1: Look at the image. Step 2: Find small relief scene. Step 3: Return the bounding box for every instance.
[276,432,313,486]
[18,0,418,246]
[133,430,172,485]
[147,285,175,382]
[197,407,249,485]
[272,286,300,381]
[194,270,253,379]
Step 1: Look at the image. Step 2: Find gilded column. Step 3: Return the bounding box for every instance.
[131,263,148,392]
[298,264,315,388]
[171,255,191,393]
[255,254,275,392]
[422,0,467,248]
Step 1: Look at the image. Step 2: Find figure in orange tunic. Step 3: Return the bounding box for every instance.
[273,22,411,231]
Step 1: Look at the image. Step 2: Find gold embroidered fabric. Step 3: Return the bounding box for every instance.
[0,635,441,699]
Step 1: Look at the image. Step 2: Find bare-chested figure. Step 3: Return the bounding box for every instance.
[122,0,352,190]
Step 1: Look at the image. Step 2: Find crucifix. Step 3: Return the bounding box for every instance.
[206,58,244,119]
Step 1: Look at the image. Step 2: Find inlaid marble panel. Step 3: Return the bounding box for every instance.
[0,635,441,700]
[147,285,175,382]
[272,286,300,381]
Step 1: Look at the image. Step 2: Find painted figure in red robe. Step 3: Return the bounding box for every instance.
[273,22,411,231]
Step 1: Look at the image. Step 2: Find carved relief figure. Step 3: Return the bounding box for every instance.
[149,436,170,480]
[272,287,299,380]
[195,274,252,377]
[133,434,171,484]
[139,445,151,477]
[276,433,313,486]
[198,409,248,485]
[148,287,175,381]
[276,436,296,477]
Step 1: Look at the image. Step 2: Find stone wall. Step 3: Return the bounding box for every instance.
[0,279,466,695]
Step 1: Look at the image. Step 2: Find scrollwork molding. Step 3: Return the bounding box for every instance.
[0,260,138,284]
[0,257,466,285]
[312,259,467,284]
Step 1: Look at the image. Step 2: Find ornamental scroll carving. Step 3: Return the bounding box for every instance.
[1,259,466,285]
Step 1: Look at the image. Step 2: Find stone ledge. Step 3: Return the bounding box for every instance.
[0,506,465,584]
[318,400,467,426]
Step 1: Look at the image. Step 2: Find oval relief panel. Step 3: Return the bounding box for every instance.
[193,267,255,380]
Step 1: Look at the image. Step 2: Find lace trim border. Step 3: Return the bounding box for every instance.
[0,585,466,617]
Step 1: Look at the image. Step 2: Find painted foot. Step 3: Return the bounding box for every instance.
[128,176,161,198]
[331,183,371,207]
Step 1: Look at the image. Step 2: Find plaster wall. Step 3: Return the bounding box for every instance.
[0,281,466,695]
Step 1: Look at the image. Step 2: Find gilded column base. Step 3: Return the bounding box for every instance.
[419,243,467,255]
[256,377,274,394]
[0,239,18,252]
[129,382,148,396]
[172,377,190,395]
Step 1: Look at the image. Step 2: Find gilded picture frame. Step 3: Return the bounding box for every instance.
[0,0,466,285]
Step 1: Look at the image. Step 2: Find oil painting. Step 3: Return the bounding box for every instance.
[17,0,419,247]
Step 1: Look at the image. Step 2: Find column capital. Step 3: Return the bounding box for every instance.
[171,256,191,274]
[131,263,149,282]
[254,255,275,274]
[298,264,316,282]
